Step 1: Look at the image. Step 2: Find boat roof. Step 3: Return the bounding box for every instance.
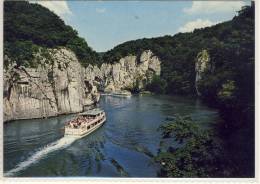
[79,108,104,116]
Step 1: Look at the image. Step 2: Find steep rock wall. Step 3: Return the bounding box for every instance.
[195,49,212,95]
[3,49,161,121]
[85,50,161,92]
[3,48,99,122]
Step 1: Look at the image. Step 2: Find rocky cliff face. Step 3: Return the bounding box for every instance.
[85,50,161,92]
[3,48,100,122]
[195,49,212,95]
[3,49,161,121]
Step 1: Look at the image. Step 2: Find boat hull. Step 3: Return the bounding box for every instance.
[64,117,106,138]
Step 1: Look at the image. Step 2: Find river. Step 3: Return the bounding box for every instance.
[4,95,220,177]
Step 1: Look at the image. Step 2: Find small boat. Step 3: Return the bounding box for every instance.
[64,108,106,137]
[111,90,132,98]
[101,90,132,98]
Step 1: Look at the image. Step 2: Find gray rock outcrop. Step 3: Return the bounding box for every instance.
[85,50,161,92]
[3,48,99,122]
[3,49,161,122]
[195,49,212,95]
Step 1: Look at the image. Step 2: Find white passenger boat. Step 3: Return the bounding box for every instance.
[101,90,132,98]
[64,108,106,137]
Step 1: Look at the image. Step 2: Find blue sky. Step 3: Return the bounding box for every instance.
[34,1,251,52]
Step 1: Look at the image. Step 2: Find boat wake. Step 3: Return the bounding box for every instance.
[4,136,78,177]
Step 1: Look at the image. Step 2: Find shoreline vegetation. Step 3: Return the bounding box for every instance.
[3,1,255,177]
[155,115,224,177]
[155,114,254,177]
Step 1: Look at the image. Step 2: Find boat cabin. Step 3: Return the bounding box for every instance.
[66,108,105,128]
[65,108,106,137]
[78,108,104,118]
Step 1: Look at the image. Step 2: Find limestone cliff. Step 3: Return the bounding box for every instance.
[3,49,161,121]
[3,48,99,122]
[195,49,212,95]
[85,50,161,92]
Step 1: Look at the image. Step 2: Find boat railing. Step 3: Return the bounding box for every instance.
[65,113,105,130]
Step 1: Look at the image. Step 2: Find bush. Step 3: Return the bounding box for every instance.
[155,115,226,177]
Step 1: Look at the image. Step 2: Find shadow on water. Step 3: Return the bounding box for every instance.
[110,159,129,177]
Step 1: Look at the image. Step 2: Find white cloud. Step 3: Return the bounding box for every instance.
[96,8,106,13]
[183,1,246,14]
[30,1,72,17]
[178,19,217,33]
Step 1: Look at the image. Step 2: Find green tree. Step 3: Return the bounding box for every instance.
[155,115,225,177]
[146,75,167,94]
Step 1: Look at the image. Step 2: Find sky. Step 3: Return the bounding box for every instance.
[32,1,251,52]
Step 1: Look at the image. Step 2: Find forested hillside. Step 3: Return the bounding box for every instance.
[103,2,254,127]
[103,4,254,96]
[4,1,101,67]
[103,3,255,176]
